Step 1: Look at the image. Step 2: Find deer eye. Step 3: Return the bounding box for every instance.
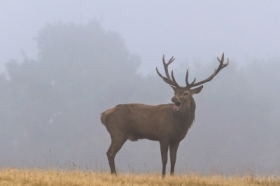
[183,92,189,96]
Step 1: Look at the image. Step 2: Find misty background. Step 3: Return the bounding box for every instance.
[1,1,280,175]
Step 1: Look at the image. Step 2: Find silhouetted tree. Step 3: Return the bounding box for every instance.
[1,21,146,166]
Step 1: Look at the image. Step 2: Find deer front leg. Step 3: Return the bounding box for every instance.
[160,141,169,177]
[169,141,180,175]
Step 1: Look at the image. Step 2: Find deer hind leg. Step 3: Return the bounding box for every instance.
[106,133,127,174]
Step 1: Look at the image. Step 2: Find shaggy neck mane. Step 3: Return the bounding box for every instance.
[175,97,196,129]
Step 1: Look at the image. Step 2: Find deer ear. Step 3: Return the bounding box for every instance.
[191,85,203,94]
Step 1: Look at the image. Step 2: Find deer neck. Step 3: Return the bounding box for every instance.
[174,97,196,125]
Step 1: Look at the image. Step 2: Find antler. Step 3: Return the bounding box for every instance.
[156,55,180,88]
[185,53,229,88]
[157,53,229,89]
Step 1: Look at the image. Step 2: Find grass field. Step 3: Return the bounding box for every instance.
[0,168,280,186]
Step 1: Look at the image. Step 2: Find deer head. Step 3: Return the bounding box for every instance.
[156,53,229,113]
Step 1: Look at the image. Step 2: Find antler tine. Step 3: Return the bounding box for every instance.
[163,55,175,65]
[216,53,229,75]
[185,68,196,87]
[171,70,180,87]
[156,55,180,88]
[162,55,175,79]
[186,53,229,88]
[156,67,178,87]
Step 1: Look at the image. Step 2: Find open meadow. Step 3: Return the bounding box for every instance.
[0,168,280,186]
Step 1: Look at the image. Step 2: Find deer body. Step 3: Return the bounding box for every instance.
[101,101,195,142]
[101,53,229,176]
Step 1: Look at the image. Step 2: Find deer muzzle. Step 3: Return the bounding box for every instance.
[171,97,181,111]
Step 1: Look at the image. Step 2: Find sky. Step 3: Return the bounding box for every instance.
[1,1,280,75]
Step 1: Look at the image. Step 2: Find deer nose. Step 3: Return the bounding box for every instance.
[171,97,179,103]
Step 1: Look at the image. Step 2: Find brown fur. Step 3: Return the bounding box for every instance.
[101,107,115,125]
[102,102,195,141]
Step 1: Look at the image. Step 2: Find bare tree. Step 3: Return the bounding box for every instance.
[101,53,229,176]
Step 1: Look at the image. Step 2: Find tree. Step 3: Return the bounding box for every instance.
[1,21,146,167]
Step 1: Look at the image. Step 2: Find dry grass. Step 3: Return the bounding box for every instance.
[0,168,280,186]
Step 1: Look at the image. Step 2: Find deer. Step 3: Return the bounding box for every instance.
[101,53,229,177]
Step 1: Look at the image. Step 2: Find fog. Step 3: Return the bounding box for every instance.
[1,1,280,175]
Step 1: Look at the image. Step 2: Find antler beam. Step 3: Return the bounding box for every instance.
[185,53,229,88]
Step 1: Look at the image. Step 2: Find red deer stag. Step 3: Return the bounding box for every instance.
[101,53,229,176]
